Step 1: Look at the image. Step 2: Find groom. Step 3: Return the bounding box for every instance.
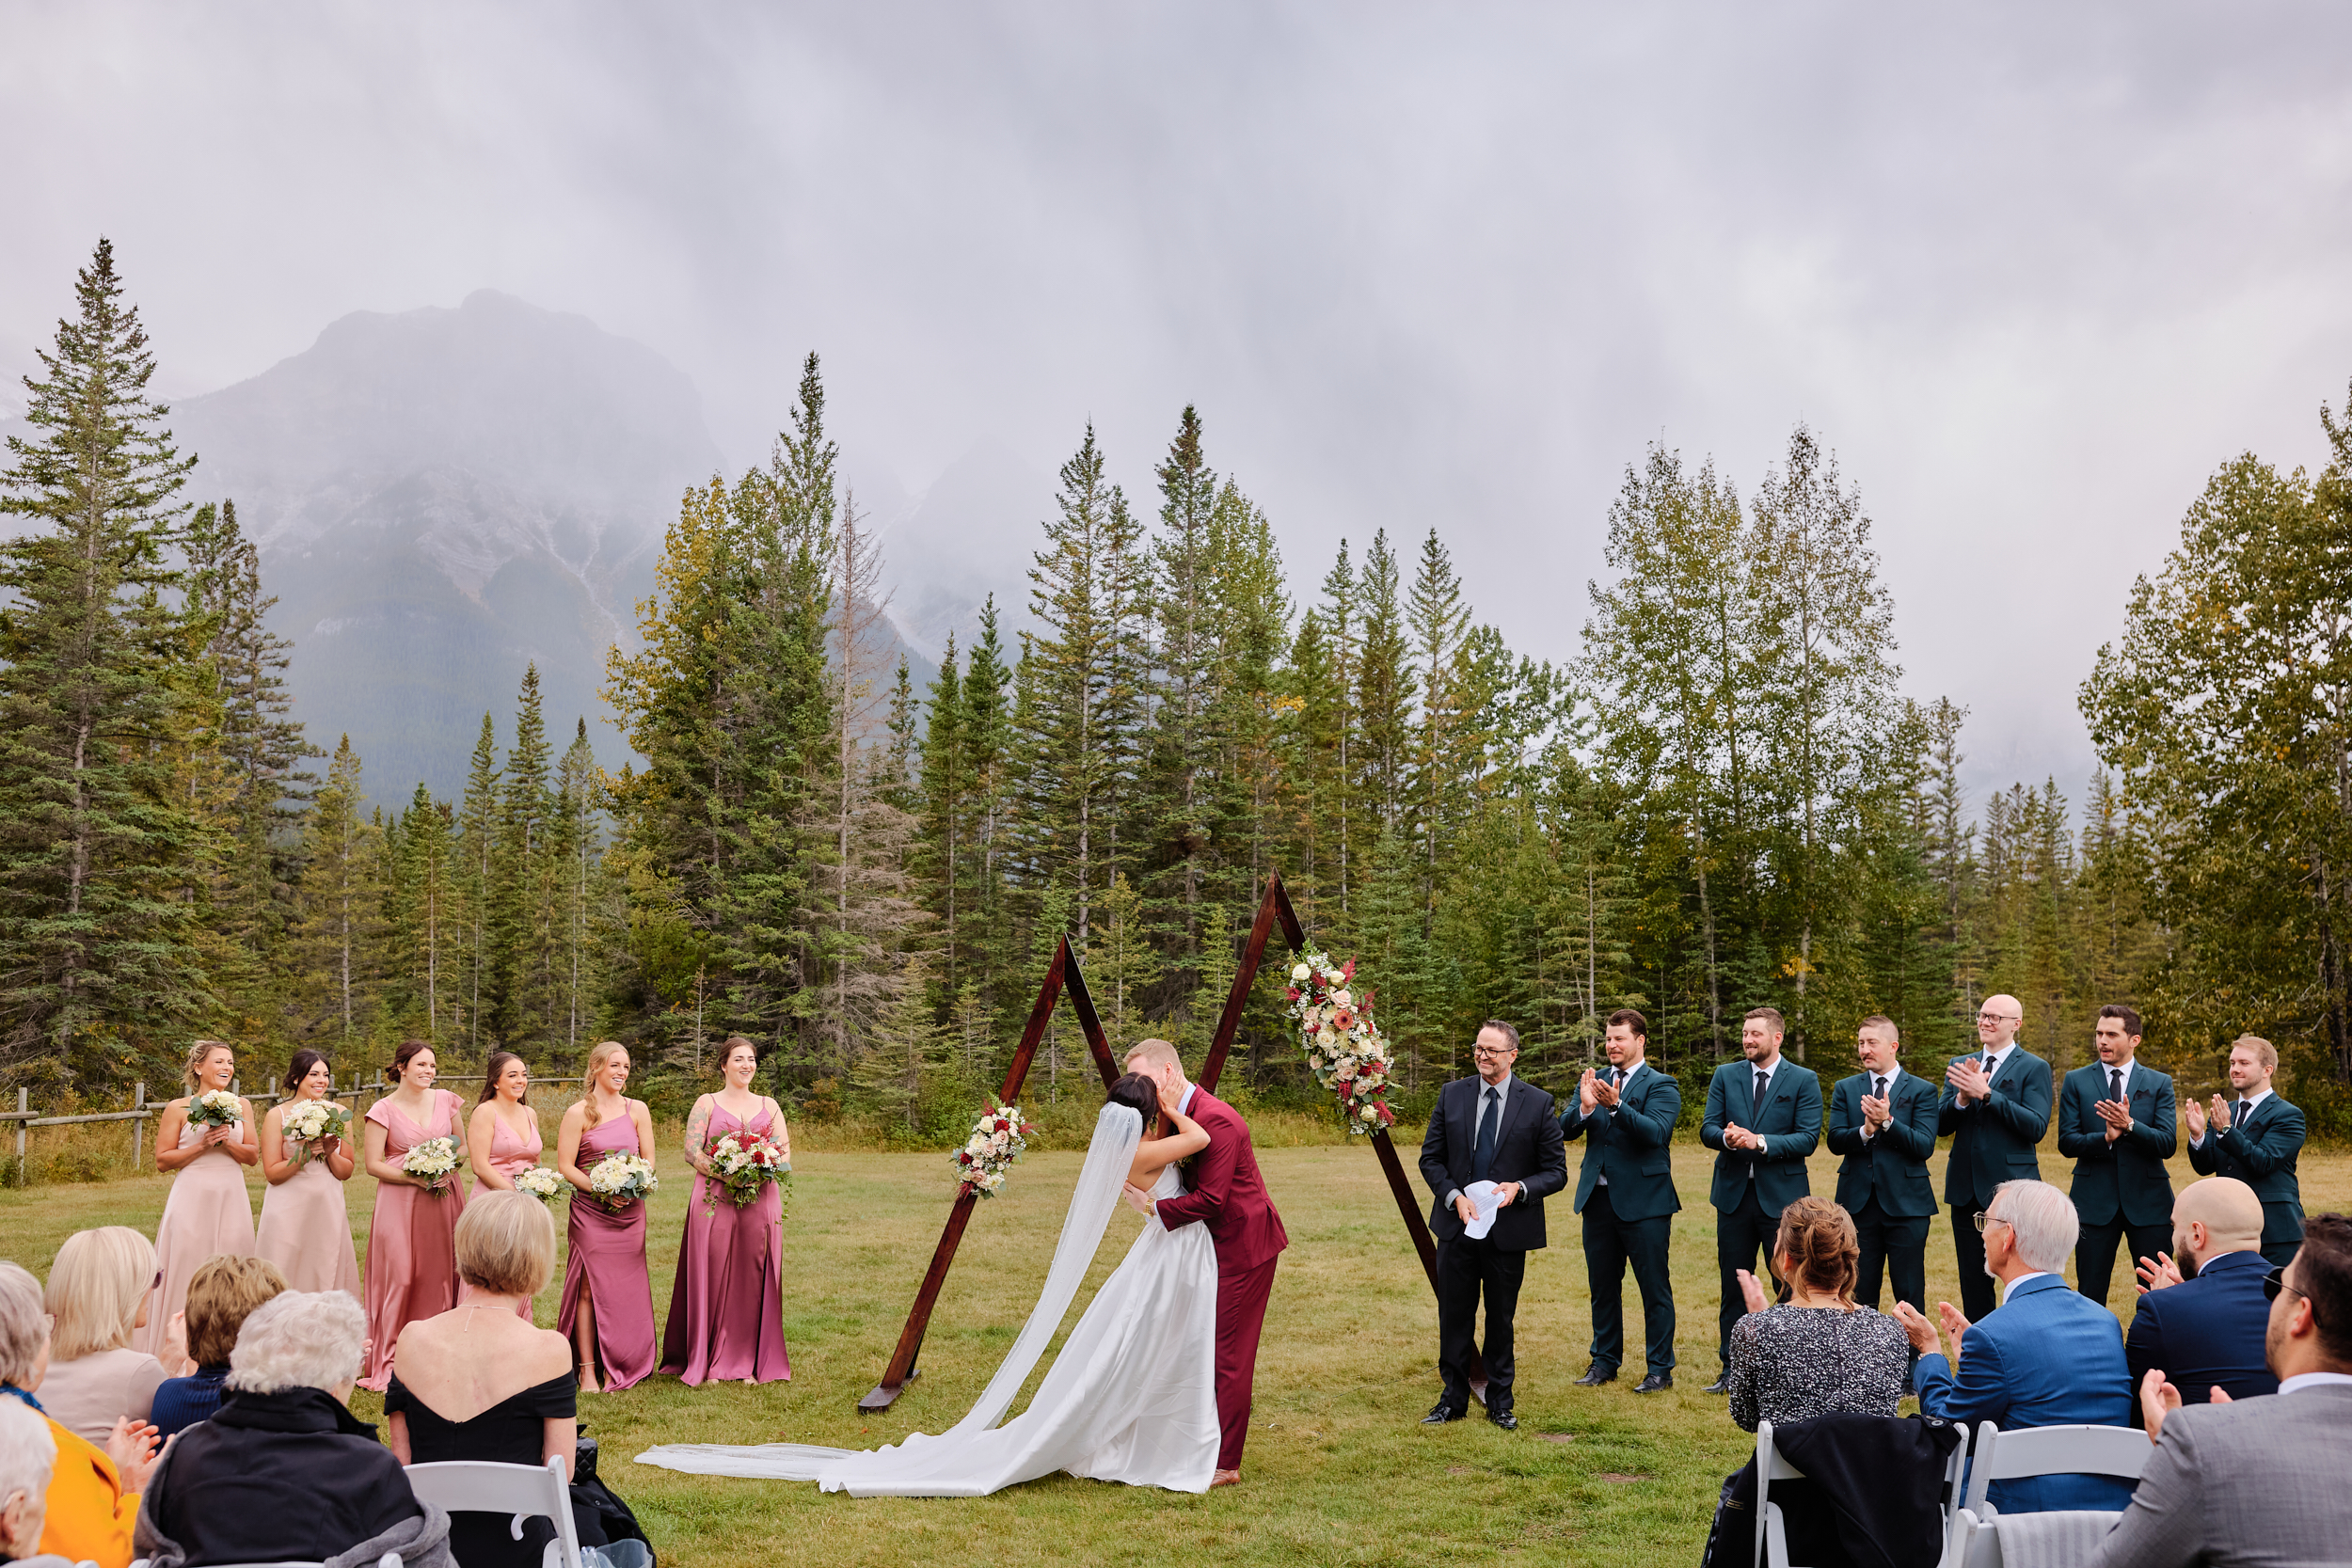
[1121,1037,1288,1488]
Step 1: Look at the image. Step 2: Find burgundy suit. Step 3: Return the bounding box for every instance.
[1153,1086,1287,1470]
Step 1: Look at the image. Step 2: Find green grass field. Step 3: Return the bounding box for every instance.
[5,1133,2345,1567]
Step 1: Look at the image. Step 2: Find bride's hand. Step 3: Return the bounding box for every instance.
[1155,1078,1184,1116]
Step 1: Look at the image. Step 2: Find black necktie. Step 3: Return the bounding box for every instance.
[1981,1053,1997,1079]
[1754,1069,1770,1116]
[2109,1068,2124,1102]
[1872,1073,1887,1101]
[2233,1099,2249,1128]
[1472,1085,1500,1181]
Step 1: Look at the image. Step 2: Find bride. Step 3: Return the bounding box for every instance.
[636,1073,1222,1496]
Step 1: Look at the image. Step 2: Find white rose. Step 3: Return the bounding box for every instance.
[1316,1026,1337,1046]
[1292,962,1311,981]
[966,1134,988,1155]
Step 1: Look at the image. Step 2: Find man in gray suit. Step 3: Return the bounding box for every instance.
[2088,1212,2352,1566]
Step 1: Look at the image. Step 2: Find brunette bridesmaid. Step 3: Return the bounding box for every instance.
[467,1051,544,1319]
[255,1050,361,1297]
[661,1036,791,1385]
[358,1039,468,1391]
[555,1040,658,1392]
[136,1040,258,1357]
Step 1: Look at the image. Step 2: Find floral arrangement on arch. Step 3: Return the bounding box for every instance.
[953,1101,1035,1198]
[1287,949,1396,1133]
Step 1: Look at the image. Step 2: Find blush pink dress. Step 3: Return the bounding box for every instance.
[468,1105,546,1319]
[255,1103,361,1298]
[558,1112,657,1391]
[358,1090,467,1391]
[660,1101,790,1385]
[136,1113,256,1357]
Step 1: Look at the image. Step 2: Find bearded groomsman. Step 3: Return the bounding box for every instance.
[1561,1008,1681,1393]
[1699,1006,1822,1394]
[1940,993,2054,1321]
[1826,1015,1939,1315]
[2185,1034,2307,1267]
[2058,1004,2177,1306]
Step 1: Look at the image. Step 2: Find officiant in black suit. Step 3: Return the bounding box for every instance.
[1419,1020,1569,1432]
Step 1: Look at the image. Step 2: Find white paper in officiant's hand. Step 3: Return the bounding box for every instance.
[1462,1180,1505,1240]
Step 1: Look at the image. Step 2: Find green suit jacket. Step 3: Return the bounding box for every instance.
[2187,1094,2306,1251]
[1560,1062,1682,1223]
[2058,1060,2177,1228]
[1700,1059,1820,1214]
[1938,1048,2053,1208]
[1826,1068,1940,1219]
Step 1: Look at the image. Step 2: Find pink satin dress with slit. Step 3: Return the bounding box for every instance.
[358,1090,467,1391]
[660,1101,790,1385]
[558,1112,658,1391]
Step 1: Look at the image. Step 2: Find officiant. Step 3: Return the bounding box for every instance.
[1418,1021,1569,1432]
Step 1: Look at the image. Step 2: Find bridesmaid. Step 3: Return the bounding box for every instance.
[255,1050,361,1297]
[555,1040,657,1393]
[467,1051,544,1319]
[136,1040,257,1357]
[358,1039,469,1391]
[661,1036,791,1385]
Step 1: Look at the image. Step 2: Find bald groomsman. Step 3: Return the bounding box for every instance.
[2058,1004,2177,1306]
[2185,1035,2307,1268]
[1939,993,2054,1322]
[1827,1015,1939,1316]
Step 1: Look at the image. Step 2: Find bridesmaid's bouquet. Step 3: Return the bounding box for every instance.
[702,1131,787,1214]
[187,1089,243,1128]
[403,1135,460,1194]
[514,1164,566,1203]
[587,1150,658,1207]
[280,1098,350,1160]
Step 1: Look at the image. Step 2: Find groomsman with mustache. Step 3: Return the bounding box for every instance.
[1826,1014,1939,1316]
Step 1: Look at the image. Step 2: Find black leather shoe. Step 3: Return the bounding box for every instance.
[1422,1402,1467,1424]
[1571,1362,1617,1386]
[1634,1371,1674,1394]
[1487,1408,1518,1430]
[1702,1372,1729,1395]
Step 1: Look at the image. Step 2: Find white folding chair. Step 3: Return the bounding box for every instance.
[404,1456,580,1568]
[1756,1419,1970,1568]
[1953,1504,2122,1567]
[1953,1508,2001,1568]
[1960,1423,2151,1518]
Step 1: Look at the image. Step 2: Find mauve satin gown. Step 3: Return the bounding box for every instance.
[136,1117,256,1357]
[358,1090,467,1391]
[469,1107,545,1320]
[660,1101,791,1385]
[558,1113,658,1391]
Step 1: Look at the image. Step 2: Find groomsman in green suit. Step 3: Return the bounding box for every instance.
[1561,1008,1681,1392]
[2185,1034,2307,1267]
[1939,993,2054,1321]
[2058,1004,2177,1305]
[1826,1014,1939,1315]
[1699,1006,1822,1393]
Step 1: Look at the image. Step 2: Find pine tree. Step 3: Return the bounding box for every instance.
[497,664,555,1047]
[289,736,380,1046]
[1148,406,1219,976]
[553,718,603,1059]
[456,713,501,1052]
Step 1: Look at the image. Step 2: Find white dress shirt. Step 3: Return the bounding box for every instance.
[1444,1072,1516,1209]
[1591,1060,1644,1185]
[2190,1085,2271,1150]
[1859,1063,1901,1140]
[1745,1055,1783,1167]
[2280,1372,2352,1396]
[2000,1269,2058,1303]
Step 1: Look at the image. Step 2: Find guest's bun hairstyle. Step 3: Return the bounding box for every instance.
[0,1263,46,1386]
[183,1037,234,1092]
[1106,1072,1163,1136]
[226,1291,368,1395]
[456,1189,557,1298]
[582,1040,629,1127]
[0,1396,56,1537]
[478,1050,529,1105]
[389,1038,435,1083]
[183,1256,288,1369]
[2295,1213,2352,1369]
[1773,1196,1860,1307]
[281,1049,332,1097]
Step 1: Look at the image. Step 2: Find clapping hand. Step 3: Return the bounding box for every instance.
[2182,1097,2207,1141]
[1577,1069,1598,1117]
[1591,1074,1621,1110]
[1889,1301,1942,1356]
[2208,1094,2232,1132]
[2094,1097,2134,1142]
[2135,1370,2228,1444]
[2136,1251,2185,1293]
[1936,1302,1973,1360]
[1946,1058,1992,1103]
[1860,1093,1891,1130]
[1720,1121,1760,1152]
[106,1418,164,1491]
[1736,1268,1771,1316]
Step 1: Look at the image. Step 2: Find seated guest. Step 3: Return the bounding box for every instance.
[2088,1213,2352,1567]
[2125,1177,2277,1406]
[38,1232,166,1447]
[1726,1196,1911,1433]
[132,1291,452,1568]
[147,1258,286,1439]
[1892,1178,2136,1513]
[386,1191,596,1568]
[0,1261,155,1568]
[0,1398,91,1568]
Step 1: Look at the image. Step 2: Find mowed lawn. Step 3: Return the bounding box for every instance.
[5,1133,2347,1568]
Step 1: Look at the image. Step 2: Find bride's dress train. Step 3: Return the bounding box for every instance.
[635,1103,1220,1496]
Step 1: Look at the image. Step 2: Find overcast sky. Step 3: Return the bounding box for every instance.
[6,2,2351,808]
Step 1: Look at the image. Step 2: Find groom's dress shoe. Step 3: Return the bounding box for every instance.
[1210,1468,1241,1488]
[1422,1402,1468,1424]
[1633,1371,1674,1394]
[1702,1371,1730,1395]
[1486,1408,1518,1431]
[1571,1362,1616,1386]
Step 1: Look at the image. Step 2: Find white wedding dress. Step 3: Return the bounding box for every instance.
[636,1103,1221,1496]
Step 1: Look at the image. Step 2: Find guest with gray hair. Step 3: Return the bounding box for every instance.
[132,1291,453,1568]
[1892,1179,2137,1513]
[0,1398,83,1568]
[0,1259,155,1568]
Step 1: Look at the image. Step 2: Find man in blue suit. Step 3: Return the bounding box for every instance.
[1561,1007,1680,1392]
[1891,1179,2136,1513]
[1699,1006,1821,1394]
[2126,1176,2279,1406]
[2185,1035,2307,1267]
[1940,994,2054,1321]
[2058,1004,2177,1306]
[1826,1013,1939,1314]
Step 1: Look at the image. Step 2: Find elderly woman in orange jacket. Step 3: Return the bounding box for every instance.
[0,1260,159,1568]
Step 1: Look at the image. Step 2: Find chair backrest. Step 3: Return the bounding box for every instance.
[1962,1424,2150,1516]
[1762,1418,1975,1568]
[1953,1509,2001,1568]
[405,1456,580,1567]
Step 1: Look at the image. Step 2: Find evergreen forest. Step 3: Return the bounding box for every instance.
[7,241,2349,1142]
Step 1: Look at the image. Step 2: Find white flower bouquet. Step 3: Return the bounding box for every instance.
[703,1130,787,1214]
[187,1088,243,1128]
[279,1098,350,1159]
[587,1150,658,1205]
[1285,947,1397,1134]
[952,1102,1035,1199]
[514,1164,566,1202]
[402,1134,460,1194]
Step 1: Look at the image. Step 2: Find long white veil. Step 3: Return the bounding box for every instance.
[636,1101,1145,1482]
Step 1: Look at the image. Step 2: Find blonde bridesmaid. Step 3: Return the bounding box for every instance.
[556,1041,657,1392]
[136,1041,257,1357]
[358,1039,468,1391]
[255,1049,361,1297]
[467,1051,544,1319]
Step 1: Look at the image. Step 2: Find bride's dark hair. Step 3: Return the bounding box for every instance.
[1106,1071,1163,1137]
